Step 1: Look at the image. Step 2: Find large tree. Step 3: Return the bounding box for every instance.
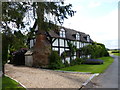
[1,1,76,69]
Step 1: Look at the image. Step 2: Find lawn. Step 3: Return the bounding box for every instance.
[58,57,114,73]
[1,75,25,89]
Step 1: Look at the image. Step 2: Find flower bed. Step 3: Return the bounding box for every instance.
[84,59,104,65]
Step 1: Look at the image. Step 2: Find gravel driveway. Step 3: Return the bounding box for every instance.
[5,64,93,88]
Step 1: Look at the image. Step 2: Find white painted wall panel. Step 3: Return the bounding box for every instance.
[60,39,64,47]
[66,57,70,63]
[53,39,58,46]
[65,40,68,47]
[60,48,64,55]
[25,55,33,67]
[52,47,58,51]
[30,40,34,48]
[77,42,79,48]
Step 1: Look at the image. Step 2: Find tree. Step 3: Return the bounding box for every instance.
[33,2,75,67]
[1,1,76,70]
[81,42,109,59]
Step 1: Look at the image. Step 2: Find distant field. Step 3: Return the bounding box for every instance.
[112,53,120,56]
[108,50,120,56]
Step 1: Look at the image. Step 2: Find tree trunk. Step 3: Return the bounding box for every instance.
[2,65,4,76]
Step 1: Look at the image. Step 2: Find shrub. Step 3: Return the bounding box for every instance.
[64,60,70,67]
[49,51,64,69]
[70,59,77,66]
[84,59,104,65]
[81,42,109,59]
[75,57,85,65]
[12,48,27,65]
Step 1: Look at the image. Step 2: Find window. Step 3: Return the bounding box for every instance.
[76,33,80,40]
[87,35,90,42]
[60,28,65,38]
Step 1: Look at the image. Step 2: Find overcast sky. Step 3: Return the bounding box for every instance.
[63,0,118,49]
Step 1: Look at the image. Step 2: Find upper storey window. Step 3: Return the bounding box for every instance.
[60,28,65,38]
[87,35,90,42]
[76,33,80,40]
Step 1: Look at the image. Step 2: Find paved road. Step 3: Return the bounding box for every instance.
[118,56,120,89]
[91,55,119,88]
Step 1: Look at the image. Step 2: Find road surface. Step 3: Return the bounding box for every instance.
[85,55,119,88]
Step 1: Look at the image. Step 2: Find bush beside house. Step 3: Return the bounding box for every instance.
[49,51,65,69]
[49,42,109,69]
[81,42,109,59]
[12,48,28,65]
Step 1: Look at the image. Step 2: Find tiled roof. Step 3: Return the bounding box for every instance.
[48,27,93,43]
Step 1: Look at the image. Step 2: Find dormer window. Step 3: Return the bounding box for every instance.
[60,28,65,38]
[87,35,90,42]
[76,33,80,40]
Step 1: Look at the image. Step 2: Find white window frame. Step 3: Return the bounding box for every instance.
[60,28,66,38]
[87,35,90,42]
[76,33,80,40]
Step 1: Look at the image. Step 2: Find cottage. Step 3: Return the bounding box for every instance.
[25,25,93,67]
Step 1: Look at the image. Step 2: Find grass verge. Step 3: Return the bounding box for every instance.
[1,75,25,89]
[112,53,120,56]
[58,57,114,73]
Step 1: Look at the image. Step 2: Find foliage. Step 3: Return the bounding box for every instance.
[81,43,109,59]
[111,50,120,53]
[12,48,27,65]
[1,2,76,68]
[70,59,77,66]
[75,57,85,65]
[8,30,27,64]
[67,41,77,56]
[2,2,27,30]
[64,60,70,67]
[84,59,104,65]
[70,57,85,66]
[49,51,64,69]
[58,57,114,73]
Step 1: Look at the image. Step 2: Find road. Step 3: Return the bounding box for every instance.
[84,55,119,88]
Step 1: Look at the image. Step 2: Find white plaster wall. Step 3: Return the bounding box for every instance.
[60,39,64,47]
[65,40,68,47]
[66,57,70,63]
[25,56,33,67]
[53,39,58,46]
[52,47,58,51]
[60,48,64,55]
[77,42,79,48]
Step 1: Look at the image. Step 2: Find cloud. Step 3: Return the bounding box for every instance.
[88,1,101,8]
[63,9,118,49]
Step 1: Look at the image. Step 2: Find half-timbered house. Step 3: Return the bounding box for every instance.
[26,26,93,66]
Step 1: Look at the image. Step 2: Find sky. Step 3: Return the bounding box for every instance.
[8,0,118,49]
[63,0,118,49]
